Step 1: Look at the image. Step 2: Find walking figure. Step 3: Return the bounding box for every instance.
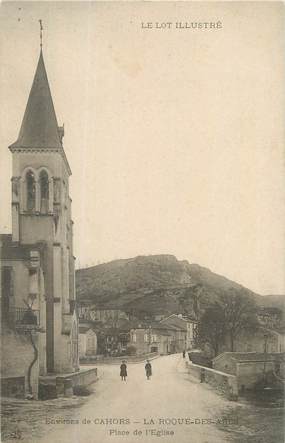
[182,350,186,358]
[120,360,127,381]
[145,360,152,380]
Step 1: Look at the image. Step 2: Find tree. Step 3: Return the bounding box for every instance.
[197,304,226,356]
[218,288,259,352]
[197,288,259,356]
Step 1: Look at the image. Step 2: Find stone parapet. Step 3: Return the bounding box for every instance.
[186,360,238,401]
[39,367,98,399]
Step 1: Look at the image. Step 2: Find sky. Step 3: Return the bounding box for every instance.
[0,1,285,295]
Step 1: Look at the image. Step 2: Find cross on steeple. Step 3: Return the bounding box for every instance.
[39,19,43,49]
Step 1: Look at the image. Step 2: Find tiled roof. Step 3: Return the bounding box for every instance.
[160,316,187,331]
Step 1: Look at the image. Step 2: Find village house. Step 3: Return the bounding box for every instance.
[130,325,173,355]
[160,314,198,351]
[257,306,283,329]
[213,352,285,391]
[129,314,198,356]
[78,301,129,325]
[102,327,130,355]
[77,301,92,321]
[0,47,79,398]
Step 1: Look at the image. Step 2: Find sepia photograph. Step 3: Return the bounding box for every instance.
[0,1,284,442]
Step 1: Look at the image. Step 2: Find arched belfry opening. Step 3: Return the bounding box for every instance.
[26,170,36,211]
[39,170,49,213]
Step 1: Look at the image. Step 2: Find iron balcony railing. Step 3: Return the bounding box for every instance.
[8,307,40,327]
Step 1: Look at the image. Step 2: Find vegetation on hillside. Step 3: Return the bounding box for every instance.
[76,255,283,319]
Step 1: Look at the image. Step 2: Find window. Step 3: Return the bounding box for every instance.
[87,337,95,350]
[132,333,137,343]
[1,267,13,320]
[39,170,49,213]
[26,170,36,211]
[151,334,157,343]
[144,334,148,343]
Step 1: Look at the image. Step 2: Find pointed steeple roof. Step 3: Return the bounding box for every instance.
[10,50,62,150]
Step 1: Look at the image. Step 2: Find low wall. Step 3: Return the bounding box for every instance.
[39,368,98,399]
[80,352,159,365]
[188,352,212,368]
[57,367,98,387]
[186,361,238,400]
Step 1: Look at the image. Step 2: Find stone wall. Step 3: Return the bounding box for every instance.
[186,360,238,400]
[236,360,285,390]
[213,354,237,375]
[56,368,98,397]
[57,367,98,388]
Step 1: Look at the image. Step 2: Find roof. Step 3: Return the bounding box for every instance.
[79,325,96,334]
[213,352,285,363]
[258,307,283,314]
[130,321,184,333]
[9,50,63,150]
[160,315,188,331]
[152,329,172,337]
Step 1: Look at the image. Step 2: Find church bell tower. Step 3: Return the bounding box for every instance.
[9,46,78,373]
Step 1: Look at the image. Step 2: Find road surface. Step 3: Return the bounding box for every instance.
[38,354,234,443]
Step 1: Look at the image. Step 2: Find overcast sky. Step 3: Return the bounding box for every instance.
[0,1,284,295]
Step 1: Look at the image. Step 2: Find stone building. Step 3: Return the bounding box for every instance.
[257,307,283,329]
[129,315,198,355]
[160,314,198,351]
[130,326,173,355]
[213,352,285,390]
[1,48,79,398]
[78,302,129,325]
[79,326,97,358]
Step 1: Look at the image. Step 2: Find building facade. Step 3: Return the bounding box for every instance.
[213,352,285,390]
[130,327,173,355]
[160,314,198,351]
[78,303,129,325]
[79,327,97,358]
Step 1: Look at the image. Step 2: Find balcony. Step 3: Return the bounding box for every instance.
[7,307,40,330]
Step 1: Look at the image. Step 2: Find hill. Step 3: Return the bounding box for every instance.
[75,255,284,317]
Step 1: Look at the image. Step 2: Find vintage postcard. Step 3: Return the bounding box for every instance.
[0,1,284,443]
